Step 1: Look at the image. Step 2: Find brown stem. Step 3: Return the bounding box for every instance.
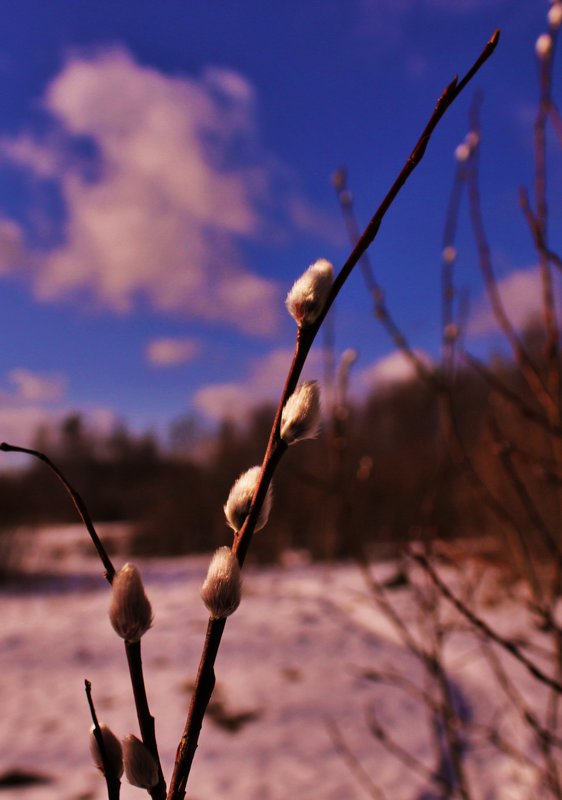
[441,159,467,371]
[168,618,226,800]
[519,187,562,277]
[0,442,116,583]
[125,641,166,800]
[534,38,561,423]
[85,679,121,800]
[548,99,562,145]
[464,107,552,416]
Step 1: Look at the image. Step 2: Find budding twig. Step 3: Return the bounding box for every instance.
[85,679,122,800]
[167,31,500,800]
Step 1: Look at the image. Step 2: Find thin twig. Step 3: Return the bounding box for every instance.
[488,414,561,563]
[533,31,561,414]
[465,103,553,416]
[462,351,561,436]
[367,705,448,789]
[333,167,436,389]
[412,551,562,694]
[440,127,470,373]
[125,641,167,800]
[85,679,121,800]
[480,636,562,797]
[519,187,562,276]
[0,442,116,582]
[327,718,388,800]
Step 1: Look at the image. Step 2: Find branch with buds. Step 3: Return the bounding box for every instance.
[0,28,499,800]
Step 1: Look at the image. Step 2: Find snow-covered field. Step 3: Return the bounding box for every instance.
[0,525,556,799]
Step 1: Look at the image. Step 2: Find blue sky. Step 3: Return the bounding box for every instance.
[0,0,560,447]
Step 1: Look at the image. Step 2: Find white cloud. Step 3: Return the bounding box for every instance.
[0,405,60,449]
[194,347,325,422]
[0,405,116,465]
[0,218,29,276]
[195,347,435,423]
[468,266,555,337]
[0,48,337,336]
[0,134,61,179]
[146,337,199,367]
[6,368,66,403]
[0,367,115,453]
[355,349,432,393]
[351,0,508,58]
[0,368,66,447]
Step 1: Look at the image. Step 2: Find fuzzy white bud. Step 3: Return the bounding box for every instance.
[200,546,242,618]
[454,143,470,162]
[536,33,553,59]
[548,4,562,29]
[123,735,159,789]
[442,245,457,264]
[109,563,153,642]
[89,724,124,779]
[280,381,321,445]
[286,258,334,326]
[224,465,273,533]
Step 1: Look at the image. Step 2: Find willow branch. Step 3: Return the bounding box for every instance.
[167,29,500,800]
[0,442,116,583]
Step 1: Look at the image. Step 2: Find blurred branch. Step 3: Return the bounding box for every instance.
[462,351,561,436]
[327,718,388,800]
[465,103,553,416]
[412,551,562,694]
[366,705,448,789]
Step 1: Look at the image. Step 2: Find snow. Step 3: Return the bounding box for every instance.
[0,525,557,799]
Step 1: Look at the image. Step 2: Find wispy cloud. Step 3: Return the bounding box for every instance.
[468,266,558,337]
[6,368,66,403]
[351,0,509,61]
[0,48,337,336]
[0,368,67,447]
[0,368,113,449]
[194,348,325,422]
[146,337,200,367]
[355,349,432,394]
